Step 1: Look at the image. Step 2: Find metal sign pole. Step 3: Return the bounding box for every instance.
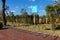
[33,13,36,32]
[31,5,38,32]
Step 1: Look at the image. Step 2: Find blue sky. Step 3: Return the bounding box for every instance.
[0,0,55,16]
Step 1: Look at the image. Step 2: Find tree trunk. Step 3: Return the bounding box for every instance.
[2,0,7,25]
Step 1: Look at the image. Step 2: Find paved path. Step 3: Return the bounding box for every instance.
[0,27,60,40]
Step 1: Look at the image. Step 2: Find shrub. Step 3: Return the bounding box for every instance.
[45,28,51,30]
[55,25,60,30]
[0,22,3,28]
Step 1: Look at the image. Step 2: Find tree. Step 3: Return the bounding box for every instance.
[46,5,56,33]
[54,4,60,23]
[45,5,55,23]
[15,15,20,23]
[5,6,9,16]
[45,4,60,33]
[10,11,15,23]
[31,13,39,24]
[5,6,10,22]
[21,8,29,24]
[2,0,7,25]
[42,15,46,24]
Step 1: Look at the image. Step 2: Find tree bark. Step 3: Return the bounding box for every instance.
[2,0,7,25]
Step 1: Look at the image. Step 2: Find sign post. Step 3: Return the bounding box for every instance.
[32,5,38,32]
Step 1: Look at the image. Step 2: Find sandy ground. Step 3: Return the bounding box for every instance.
[0,27,60,40]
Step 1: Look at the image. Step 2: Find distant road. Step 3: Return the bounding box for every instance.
[0,27,60,40]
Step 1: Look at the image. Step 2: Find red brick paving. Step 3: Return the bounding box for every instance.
[0,27,60,40]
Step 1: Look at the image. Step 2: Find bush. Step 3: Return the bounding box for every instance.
[55,25,60,30]
[45,28,51,30]
[0,22,3,28]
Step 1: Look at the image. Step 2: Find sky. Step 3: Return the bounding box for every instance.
[0,0,55,16]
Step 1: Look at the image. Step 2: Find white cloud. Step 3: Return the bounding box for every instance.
[16,6,19,9]
[54,0,60,2]
[38,10,46,16]
[28,5,38,9]
[32,0,36,2]
[54,0,58,1]
[28,5,32,8]
[29,0,36,2]
[11,10,15,12]
[39,10,45,12]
